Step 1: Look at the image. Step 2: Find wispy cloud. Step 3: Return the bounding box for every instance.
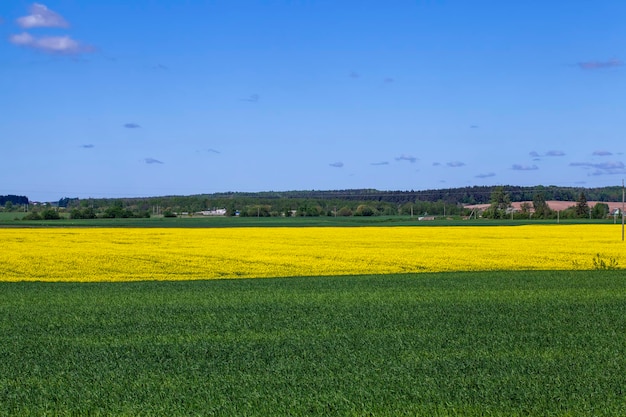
[470,125,479,129]
[10,32,92,54]
[370,161,389,166]
[512,164,539,171]
[384,77,394,84]
[432,162,441,166]
[196,148,221,155]
[570,161,625,175]
[81,144,94,149]
[529,150,565,158]
[349,71,360,79]
[145,158,164,164]
[241,94,260,103]
[329,162,344,168]
[123,123,141,129]
[17,3,69,28]
[446,161,466,167]
[153,64,168,70]
[592,150,612,156]
[395,154,417,163]
[570,161,624,169]
[475,172,496,178]
[578,59,623,70]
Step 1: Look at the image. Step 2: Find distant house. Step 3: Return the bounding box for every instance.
[198,208,227,216]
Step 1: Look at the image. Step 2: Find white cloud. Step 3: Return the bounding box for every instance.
[17,3,69,28]
[10,32,91,54]
[9,32,34,46]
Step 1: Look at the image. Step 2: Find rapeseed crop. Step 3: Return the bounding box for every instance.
[0,225,623,282]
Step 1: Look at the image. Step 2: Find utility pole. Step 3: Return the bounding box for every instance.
[622,179,624,242]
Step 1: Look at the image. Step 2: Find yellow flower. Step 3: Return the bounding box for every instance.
[0,225,623,282]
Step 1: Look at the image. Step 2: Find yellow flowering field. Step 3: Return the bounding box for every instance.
[0,225,624,282]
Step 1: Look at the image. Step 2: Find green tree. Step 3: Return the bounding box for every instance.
[591,203,609,219]
[485,187,511,219]
[70,208,83,219]
[4,201,13,212]
[532,192,552,219]
[337,206,353,216]
[23,211,42,220]
[575,192,590,218]
[354,204,376,216]
[41,209,61,220]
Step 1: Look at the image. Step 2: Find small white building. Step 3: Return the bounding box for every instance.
[198,208,227,216]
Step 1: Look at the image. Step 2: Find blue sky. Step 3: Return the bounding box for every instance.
[1,1,625,201]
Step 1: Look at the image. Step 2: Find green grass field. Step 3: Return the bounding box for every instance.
[2,271,626,416]
[0,210,614,228]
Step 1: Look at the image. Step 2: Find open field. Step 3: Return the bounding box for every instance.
[465,200,625,213]
[1,271,626,416]
[1,224,624,282]
[1,210,621,227]
[2,224,625,415]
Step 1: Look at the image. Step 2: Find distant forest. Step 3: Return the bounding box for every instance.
[47,185,625,218]
[0,195,29,206]
[3,185,623,219]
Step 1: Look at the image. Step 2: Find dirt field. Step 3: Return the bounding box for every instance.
[465,201,624,213]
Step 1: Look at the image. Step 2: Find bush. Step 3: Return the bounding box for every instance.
[337,206,353,216]
[23,211,42,220]
[41,209,61,220]
[354,205,376,216]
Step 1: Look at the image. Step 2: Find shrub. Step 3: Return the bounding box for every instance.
[592,253,619,270]
[23,211,42,220]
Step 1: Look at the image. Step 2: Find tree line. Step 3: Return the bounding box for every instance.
[2,185,623,220]
[482,187,617,220]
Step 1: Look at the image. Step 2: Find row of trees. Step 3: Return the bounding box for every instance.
[3,185,622,220]
[52,196,468,219]
[0,195,28,207]
[484,187,614,220]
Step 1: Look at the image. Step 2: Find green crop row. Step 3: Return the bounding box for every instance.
[1,271,625,416]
